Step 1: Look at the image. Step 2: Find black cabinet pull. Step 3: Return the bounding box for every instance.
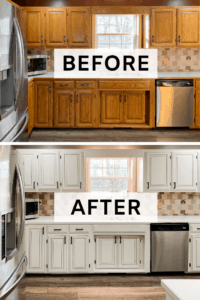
[174,182,176,189]
[80,182,82,189]
[152,35,154,43]
[115,236,116,243]
[71,237,73,244]
[120,236,121,244]
[42,227,44,235]
[60,84,68,87]
[76,228,83,231]
[147,182,149,189]
[64,236,66,244]
[33,181,35,189]
[54,229,61,231]
[57,182,59,189]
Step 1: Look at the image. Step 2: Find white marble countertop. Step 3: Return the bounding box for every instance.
[161,279,200,300]
[28,71,200,81]
[25,215,200,225]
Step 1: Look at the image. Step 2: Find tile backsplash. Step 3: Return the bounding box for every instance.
[25,192,54,216]
[158,193,200,216]
[28,48,200,72]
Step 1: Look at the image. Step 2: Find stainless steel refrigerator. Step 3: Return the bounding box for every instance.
[0,0,29,142]
[0,146,27,299]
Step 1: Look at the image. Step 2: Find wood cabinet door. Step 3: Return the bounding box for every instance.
[38,151,59,191]
[145,152,171,192]
[151,8,176,47]
[177,8,200,47]
[67,7,91,48]
[45,8,67,48]
[24,8,45,48]
[48,235,67,273]
[96,236,117,269]
[172,152,197,192]
[118,236,141,269]
[70,235,89,273]
[124,91,145,124]
[60,151,83,191]
[35,81,53,128]
[27,226,45,273]
[17,151,37,192]
[101,91,123,124]
[28,82,34,134]
[76,90,95,128]
[195,90,200,127]
[54,90,74,128]
[191,234,200,272]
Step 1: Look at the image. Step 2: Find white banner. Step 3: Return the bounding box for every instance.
[54,49,158,79]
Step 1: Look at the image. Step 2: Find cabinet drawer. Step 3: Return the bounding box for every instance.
[99,81,151,90]
[93,225,149,233]
[76,81,96,89]
[190,224,200,232]
[70,225,90,233]
[196,80,200,89]
[54,81,74,89]
[48,225,68,233]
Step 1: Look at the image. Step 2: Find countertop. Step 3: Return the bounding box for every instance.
[25,216,200,225]
[28,71,200,82]
[161,279,200,300]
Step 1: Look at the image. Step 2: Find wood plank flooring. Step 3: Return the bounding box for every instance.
[27,128,200,142]
[19,273,200,300]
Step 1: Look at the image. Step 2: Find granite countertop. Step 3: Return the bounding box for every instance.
[161,279,200,300]
[28,71,200,81]
[25,215,200,225]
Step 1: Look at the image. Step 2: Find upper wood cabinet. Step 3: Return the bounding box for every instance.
[177,8,200,47]
[67,7,91,48]
[45,8,67,48]
[151,8,176,47]
[24,7,45,49]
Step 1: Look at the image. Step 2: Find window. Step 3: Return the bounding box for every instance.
[95,15,141,49]
[85,157,143,193]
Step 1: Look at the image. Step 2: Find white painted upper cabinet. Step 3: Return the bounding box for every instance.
[26,225,46,273]
[38,150,60,191]
[145,152,171,192]
[70,235,89,273]
[172,152,197,191]
[17,150,37,192]
[95,236,117,269]
[48,235,67,273]
[118,236,141,269]
[60,150,84,191]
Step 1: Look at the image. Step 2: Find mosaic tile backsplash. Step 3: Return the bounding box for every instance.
[28,48,200,72]
[158,193,200,216]
[25,192,54,216]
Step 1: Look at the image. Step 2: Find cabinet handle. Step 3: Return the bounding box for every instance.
[60,84,68,87]
[120,236,121,244]
[42,227,44,235]
[80,182,82,189]
[64,35,66,43]
[120,95,122,102]
[115,236,116,243]
[71,94,73,103]
[124,95,126,103]
[147,182,149,189]
[76,228,83,231]
[178,35,181,43]
[49,86,51,93]
[41,35,43,43]
[77,95,78,103]
[54,229,61,231]
[86,35,88,43]
[64,236,66,244]
[81,83,89,86]
[197,228,200,230]
[33,181,35,189]
[57,182,59,189]
[71,237,73,244]
[174,182,176,189]
[152,35,154,43]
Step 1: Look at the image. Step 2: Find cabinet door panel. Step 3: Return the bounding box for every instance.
[101,91,123,124]
[124,92,145,124]
[35,81,53,128]
[18,151,37,192]
[172,152,197,191]
[191,234,200,272]
[195,90,200,127]
[118,236,140,269]
[67,7,91,48]
[46,8,67,48]
[61,151,83,191]
[146,152,171,192]
[96,236,117,269]
[151,8,176,47]
[70,235,89,272]
[48,235,67,273]
[54,90,74,128]
[38,151,59,190]
[177,9,200,47]
[25,8,45,48]
[27,227,45,273]
[76,90,95,128]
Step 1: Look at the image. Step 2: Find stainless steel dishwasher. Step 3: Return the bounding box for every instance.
[156,79,193,127]
[151,223,189,272]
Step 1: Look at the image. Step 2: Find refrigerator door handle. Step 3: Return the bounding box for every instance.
[10,111,29,142]
[0,255,27,300]
[13,18,24,108]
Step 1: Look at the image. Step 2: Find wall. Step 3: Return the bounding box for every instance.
[25,192,54,216]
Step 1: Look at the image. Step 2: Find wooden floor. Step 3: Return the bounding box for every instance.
[19,273,200,299]
[27,128,200,142]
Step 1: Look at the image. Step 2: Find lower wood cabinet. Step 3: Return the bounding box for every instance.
[76,90,95,128]
[195,89,200,127]
[48,235,67,273]
[124,92,146,124]
[26,226,46,273]
[70,235,89,272]
[54,90,74,128]
[28,81,35,134]
[101,91,123,124]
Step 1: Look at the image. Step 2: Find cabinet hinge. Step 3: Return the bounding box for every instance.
[140,260,141,264]
[80,182,82,189]
[196,183,197,186]
[170,156,171,159]
[37,155,38,159]
[189,238,191,242]
[170,182,171,186]
[95,238,96,242]
[46,264,48,268]
[46,239,48,243]
[140,239,141,243]
[89,239,90,243]
[60,183,62,186]
[94,260,96,264]
[196,156,198,159]
[194,118,196,123]
[44,13,46,16]
[89,264,90,268]
[189,263,191,267]
[60,155,61,159]
[194,94,196,99]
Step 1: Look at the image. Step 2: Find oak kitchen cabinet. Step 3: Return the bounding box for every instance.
[26,225,46,273]
[54,89,75,128]
[195,80,200,128]
[17,149,84,192]
[28,81,35,135]
[144,150,198,192]
[76,90,95,128]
